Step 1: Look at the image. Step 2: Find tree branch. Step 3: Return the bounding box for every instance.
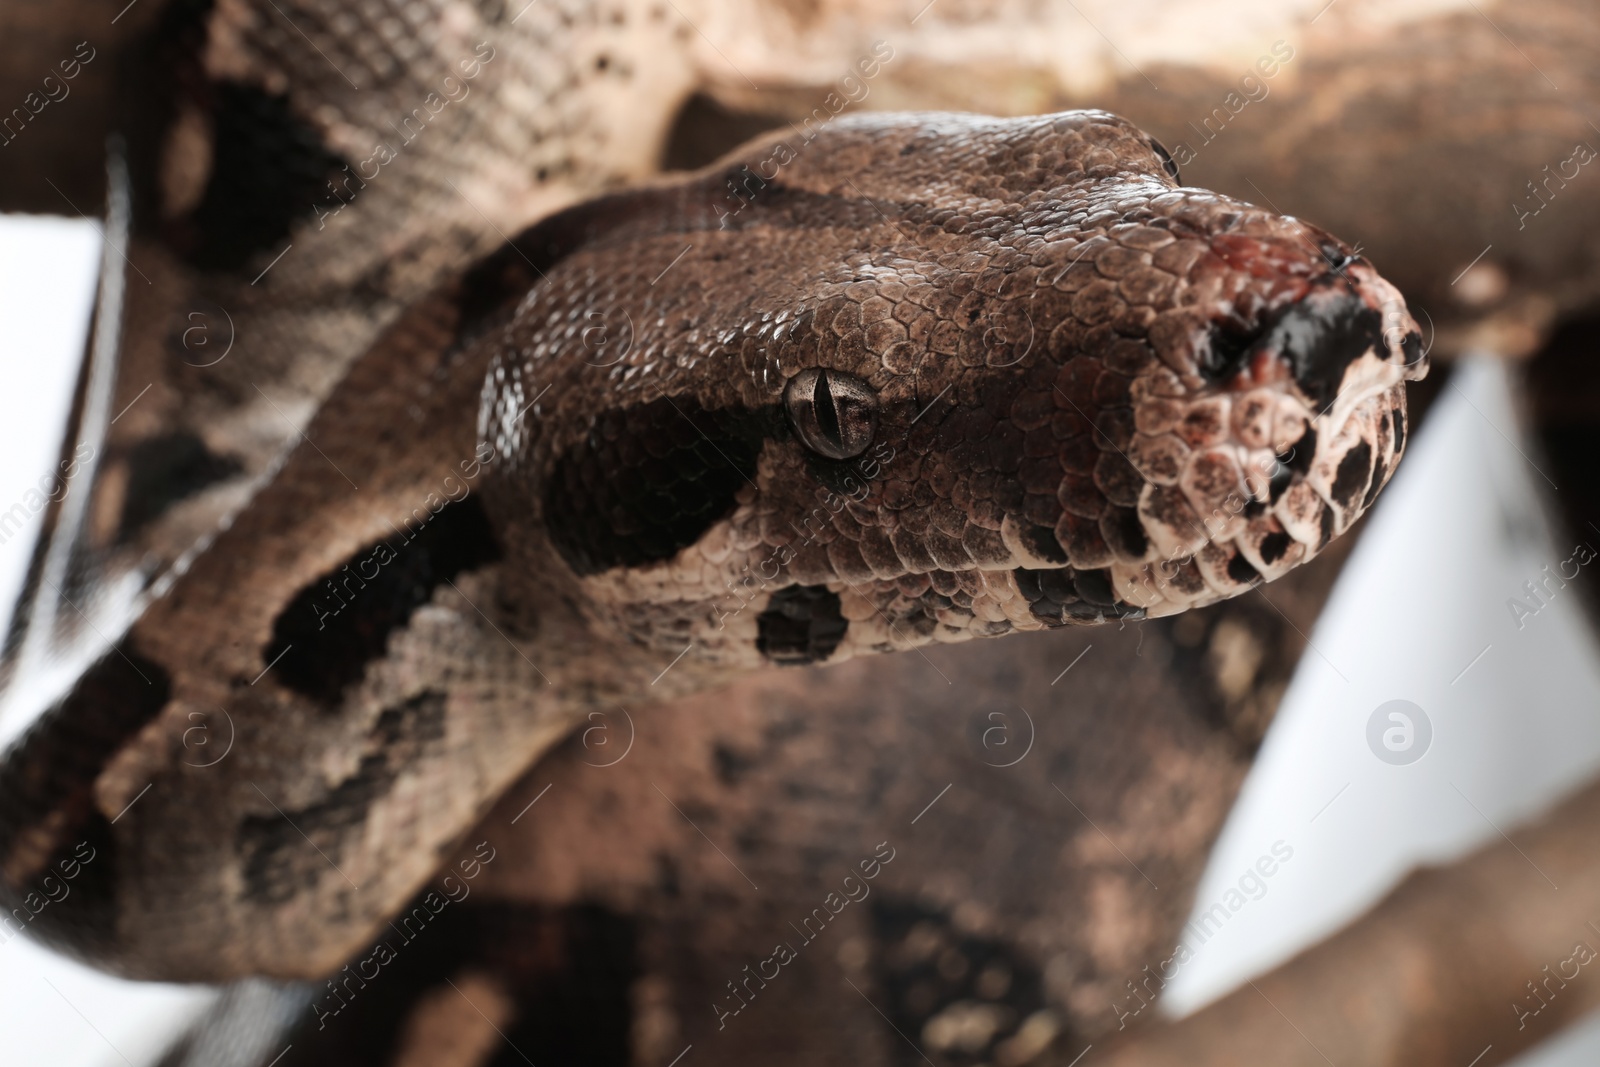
[1087,772,1600,1067]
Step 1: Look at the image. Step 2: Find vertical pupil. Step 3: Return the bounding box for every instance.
[814,369,841,445]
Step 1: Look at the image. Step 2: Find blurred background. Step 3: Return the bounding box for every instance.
[2,1,1600,1064]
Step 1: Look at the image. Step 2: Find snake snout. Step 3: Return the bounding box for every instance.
[1111,248,1423,620]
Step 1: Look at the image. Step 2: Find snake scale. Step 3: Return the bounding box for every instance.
[37,0,1600,1063]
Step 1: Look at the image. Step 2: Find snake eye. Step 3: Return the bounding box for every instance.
[1149,137,1181,184]
[784,367,877,460]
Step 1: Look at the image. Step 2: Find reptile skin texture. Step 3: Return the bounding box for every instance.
[480,111,1426,664]
[0,110,1423,984]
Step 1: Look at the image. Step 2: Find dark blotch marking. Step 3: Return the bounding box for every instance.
[116,431,243,541]
[1260,287,1385,408]
[1400,329,1426,370]
[1100,507,1147,561]
[266,496,503,704]
[236,902,636,1067]
[1161,600,1286,750]
[1072,567,1118,607]
[1258,438,1313,547]
[0,646,171,958]
[1199,318,1259,382]
[757,585,847,665]
[1318,501,1337,549]
[1226,552,1261,585]
[546,398,780,575]
[1331,441,1373,509]
[712,743,757,785]
[1013,567,1071,622]
[239,691,447,905]
[1281,425,1317,476]
[1199,283,1386,406]
[870,895,1070,1064]
[1267,460,1294,503]
[1363,453,1390,511]
[1258,530,1292,565]
[1014,567,1144,626]
[1391,405,1407,456]
[186,81,350,271]
[1026,523,1072,564]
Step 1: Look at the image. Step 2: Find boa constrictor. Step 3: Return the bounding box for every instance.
[0,103,1424,982]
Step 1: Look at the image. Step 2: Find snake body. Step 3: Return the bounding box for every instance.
[0,107,1423,981]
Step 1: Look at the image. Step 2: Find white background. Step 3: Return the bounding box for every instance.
[1,216,1598,1064]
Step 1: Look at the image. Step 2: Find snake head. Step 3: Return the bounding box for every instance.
[481,110,1427,668]
[1071,175,1430,621]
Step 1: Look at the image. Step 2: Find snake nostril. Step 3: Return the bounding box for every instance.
[1318,241,1357,274]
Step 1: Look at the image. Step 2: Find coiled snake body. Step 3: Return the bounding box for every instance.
[0,109,1423,980]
